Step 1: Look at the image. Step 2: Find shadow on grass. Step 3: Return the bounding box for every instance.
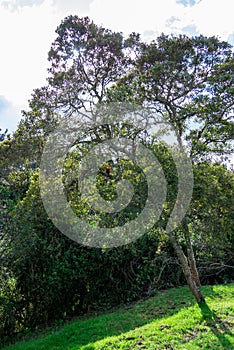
[3,285,233,350]
[199,301,233,349]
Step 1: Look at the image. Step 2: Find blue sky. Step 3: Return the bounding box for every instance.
[0,0,233,132]
[177,0,197,6]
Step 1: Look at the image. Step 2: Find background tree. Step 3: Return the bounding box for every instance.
[191,162,234,283]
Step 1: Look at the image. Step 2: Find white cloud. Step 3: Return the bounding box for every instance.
[0,0,94,15]
[186,0,234,40]
[0,0,44,11]
[52,0,94,14]
[89,0,234,42]
[0,0,95,107]
[0,1,61,132]
[0,1,59,104]
[0,0,233,132]
[89,0,186,38]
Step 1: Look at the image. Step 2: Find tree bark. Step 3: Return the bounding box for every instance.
[183,222,204,298]
[168,230,205,304]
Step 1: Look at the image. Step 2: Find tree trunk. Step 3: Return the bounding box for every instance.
[168,231,205,304]
[183,222,204,299]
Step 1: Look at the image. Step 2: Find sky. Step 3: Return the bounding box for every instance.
[0,0,233,133]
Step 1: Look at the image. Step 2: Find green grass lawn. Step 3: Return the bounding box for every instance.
[2,284,234,350]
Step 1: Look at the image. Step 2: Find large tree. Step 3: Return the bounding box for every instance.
[108,34,234,302]
[5,17,234,308]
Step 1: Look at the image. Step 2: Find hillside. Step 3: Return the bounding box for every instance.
[2,284,234,350]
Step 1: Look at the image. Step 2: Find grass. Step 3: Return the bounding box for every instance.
[2,284,234,350]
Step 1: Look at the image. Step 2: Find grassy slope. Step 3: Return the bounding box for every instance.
[2,284,234,350]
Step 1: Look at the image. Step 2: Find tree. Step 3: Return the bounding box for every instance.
[5,17,234,311]
[191,162,234,283]
[108,34,234,302]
